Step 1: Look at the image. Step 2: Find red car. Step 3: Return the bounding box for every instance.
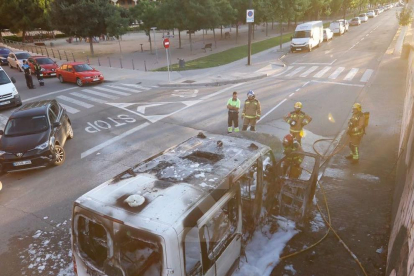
[56,62,104,87]
[28,56,59,77]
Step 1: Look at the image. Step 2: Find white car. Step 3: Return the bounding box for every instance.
[0,66,22,108]
[367,10,376,18]
[324,28,334,41]
[359,13,369,23]
[329,21,345,35]
[337,19,349,32]
[7,51,31,72]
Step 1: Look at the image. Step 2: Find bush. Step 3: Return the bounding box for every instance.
[397,6,413,26]
[3,36,22,42]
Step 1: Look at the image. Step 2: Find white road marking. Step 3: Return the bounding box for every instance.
[70,92,107,104]
[361,37,365,41]
[82,89,119,99]
[360,69,374,82]
[295,89,300,92]
[328,67,345,79]
[300,66,319,77]
[343,68,359,81]
[293,59,337,66]
[260,99,288,121]
[121,84,151,90]
[59,103,80,114]
[93,87,131,96]
[200,83,244,100]
[313,66,332,78]
[106,85,142,93]
[0,114,9,127]
[289,93,295,97]
[273,66,294,77]
[285,66,305,77]
[57,96,94,108]
[302,81,310,87]
[151,86,158,88]
[23,87,78,102]
[310,80,364,87]
[137,103,165,114]
[81,122,151,159]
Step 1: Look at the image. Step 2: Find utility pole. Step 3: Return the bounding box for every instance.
[247,0,253,65]
[151,27,158,63]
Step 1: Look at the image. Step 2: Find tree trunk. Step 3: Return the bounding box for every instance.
[236,24,239,43]
[22,30,26,43]
[173,29,174,35]
[178,29,182,49]
[279,19,283,50]
[189,32,192,52]
[148,32,152,54]
[213,28,217,48]
[266,22,268,36]
[202,29,205,43]
[272,19,274,30]
[89,35,94,55]
[221,25,223,39]
[288,19,291,31]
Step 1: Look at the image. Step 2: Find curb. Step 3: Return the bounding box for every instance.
[158,73,268,87]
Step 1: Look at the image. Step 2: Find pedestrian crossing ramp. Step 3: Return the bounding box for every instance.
[274,65,374,83]
[54,84,152,114]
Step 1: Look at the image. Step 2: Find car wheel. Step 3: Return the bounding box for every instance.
[53,145,65,166]
[67,123,74,139]
[59,75,64,83]
[76,78,83,87]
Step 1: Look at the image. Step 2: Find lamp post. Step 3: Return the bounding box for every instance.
[151,27,158,63]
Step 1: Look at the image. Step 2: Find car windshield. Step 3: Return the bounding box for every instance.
[0,71,11,85]
[4,115,49,136]
[35,58,54,65]
[15,53,31,60]
[74,64,93,72]
[359,14,365,17]
[352,18,359,21]
[294,30,310,38]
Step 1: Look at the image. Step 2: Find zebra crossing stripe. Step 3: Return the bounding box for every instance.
[70,92,107,104]
[328,67,345,79]
[344,68,359,81]
[300,66,319,77]
[285,66,306,77]
[82,89,119,100]
[274,66,294,77]
[105,85,142,93]
[59,103,80,114]
[57,95,94,108]
[314,66,332,78]
[93,87,131,96]
[360,69,374,82]
[120,84,151,90]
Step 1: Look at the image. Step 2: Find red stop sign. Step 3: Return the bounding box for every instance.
[163,38,170,49]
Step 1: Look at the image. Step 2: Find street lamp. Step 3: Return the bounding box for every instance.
[151,27,158,63]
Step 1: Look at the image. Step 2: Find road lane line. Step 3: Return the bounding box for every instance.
[328,67,345,79]
[59,103,80,114]
[105,85,142,93]
[300,66,319,77]
[361,37,365,41]
[302,81,310,87]
[260,99,287,121]
[93,87,131,96]
[70,92,107,104]
[343,68,359,81]
[285,66,305,77]
[313,66,332,78]
[360,69,374,82]
[273,66,294,77]
[295,89,300,92]
[23,87,78,102]
[57,96,94,108]
[82,89,119,99]
[81,122,151,159]
[289,93,294,97]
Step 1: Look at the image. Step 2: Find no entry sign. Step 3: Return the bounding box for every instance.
[163,38,170,49]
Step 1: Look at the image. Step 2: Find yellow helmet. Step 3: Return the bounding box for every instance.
[352,103,362,112]
[294,102,302,109]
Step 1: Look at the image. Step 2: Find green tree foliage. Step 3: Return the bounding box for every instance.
[397,6,412,26]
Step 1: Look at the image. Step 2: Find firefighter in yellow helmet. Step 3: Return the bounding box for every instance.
[282,133,303,178]
[346,103,365,164]
[283,102,312,144]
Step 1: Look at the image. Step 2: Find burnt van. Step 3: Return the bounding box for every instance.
[71,133,319,276]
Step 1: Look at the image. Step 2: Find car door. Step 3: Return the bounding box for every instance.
[48,106,64,147]
[66,65,76,83]
[9,53,16,67]
[59,64,67,79]
[51,102,67,145]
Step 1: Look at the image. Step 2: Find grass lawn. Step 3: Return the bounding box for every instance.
[155,32,293,71]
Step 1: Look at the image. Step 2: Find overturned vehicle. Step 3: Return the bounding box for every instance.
[71,132,319,276]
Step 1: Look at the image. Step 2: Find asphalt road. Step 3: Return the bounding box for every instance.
[0,8,400,276]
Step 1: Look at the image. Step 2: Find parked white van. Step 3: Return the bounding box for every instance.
[0,66,22,108]
[71,133,319,276]
[329,20,345,36]
[291,21,324,52]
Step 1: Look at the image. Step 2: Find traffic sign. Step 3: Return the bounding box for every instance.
[163,38,170,49]
[246,9,254,23]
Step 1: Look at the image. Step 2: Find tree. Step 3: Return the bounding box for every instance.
[230,0,249,42]
[397,6,412,26]
[51,0,128,55]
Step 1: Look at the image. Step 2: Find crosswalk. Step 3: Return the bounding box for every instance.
[50,84,152,114]
[275,65,374,83]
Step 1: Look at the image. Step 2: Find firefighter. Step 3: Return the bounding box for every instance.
[241,90,261,131]
[282,133,303,178]
[283,102,312,144]
[227,91,240,133]
[33,61,44,86]
[346,103,365,164]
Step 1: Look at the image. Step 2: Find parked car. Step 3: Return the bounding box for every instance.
[324,28,334,41]
[291,21,324,52]
[337,19,349,32]
[359,13,369,22]
[27,56,59,77]
[0,100,73,173]
[375,9,380,15]
[56,62,104,87]
[0,47,11,65]
[329,20,345,36]
[350,17,361,26]
[0,66,21,108]
[367,10,376,18]
[7,51,31,72]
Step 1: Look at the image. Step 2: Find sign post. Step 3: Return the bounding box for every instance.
[246,7,254,65]
[163,38,171,82]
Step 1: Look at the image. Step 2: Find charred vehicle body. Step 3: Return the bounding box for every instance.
[71,133,319,276]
